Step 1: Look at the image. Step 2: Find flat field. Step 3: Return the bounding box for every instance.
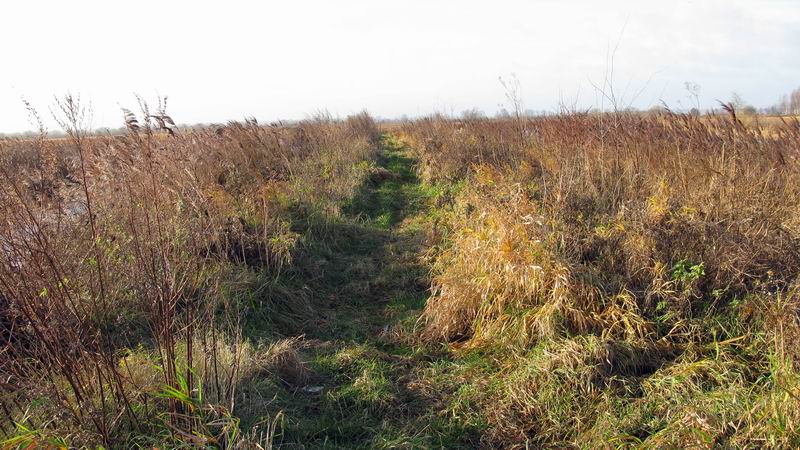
[1,107,799,448]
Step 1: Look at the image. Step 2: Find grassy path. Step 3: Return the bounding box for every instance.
[258,135,482,449]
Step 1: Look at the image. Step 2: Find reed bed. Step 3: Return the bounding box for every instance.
[0,97,379,447]
[403,110,800,447]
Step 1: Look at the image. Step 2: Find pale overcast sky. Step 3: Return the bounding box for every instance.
[1,0,798,132]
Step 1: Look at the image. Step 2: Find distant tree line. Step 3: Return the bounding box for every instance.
[763,86,800,115]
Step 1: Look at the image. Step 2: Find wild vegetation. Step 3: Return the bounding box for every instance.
[0,97,383,447]
[1,97,799,448]
[401,108,800,448]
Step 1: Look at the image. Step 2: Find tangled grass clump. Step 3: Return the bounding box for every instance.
[404,110,800,447]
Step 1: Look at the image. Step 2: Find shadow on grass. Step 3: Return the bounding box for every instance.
[237,135,482,448]
[342,136,422,229]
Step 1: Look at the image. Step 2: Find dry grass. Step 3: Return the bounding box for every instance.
[0,97,380,447]
[403,110,800,447]
[2,96,799,447]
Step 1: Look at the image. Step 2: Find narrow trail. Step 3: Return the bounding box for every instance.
[261,135,480,449]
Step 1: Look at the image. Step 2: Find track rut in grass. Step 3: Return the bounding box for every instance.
[256,134,483,449]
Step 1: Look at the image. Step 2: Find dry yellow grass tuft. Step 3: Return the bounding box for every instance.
[404,110,800,447]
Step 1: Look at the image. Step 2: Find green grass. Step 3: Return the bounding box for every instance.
[342,135,437,230]
[233,134,484,448]
[237,127,800,448]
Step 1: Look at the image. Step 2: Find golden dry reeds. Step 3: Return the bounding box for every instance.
[404,109,800,447]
